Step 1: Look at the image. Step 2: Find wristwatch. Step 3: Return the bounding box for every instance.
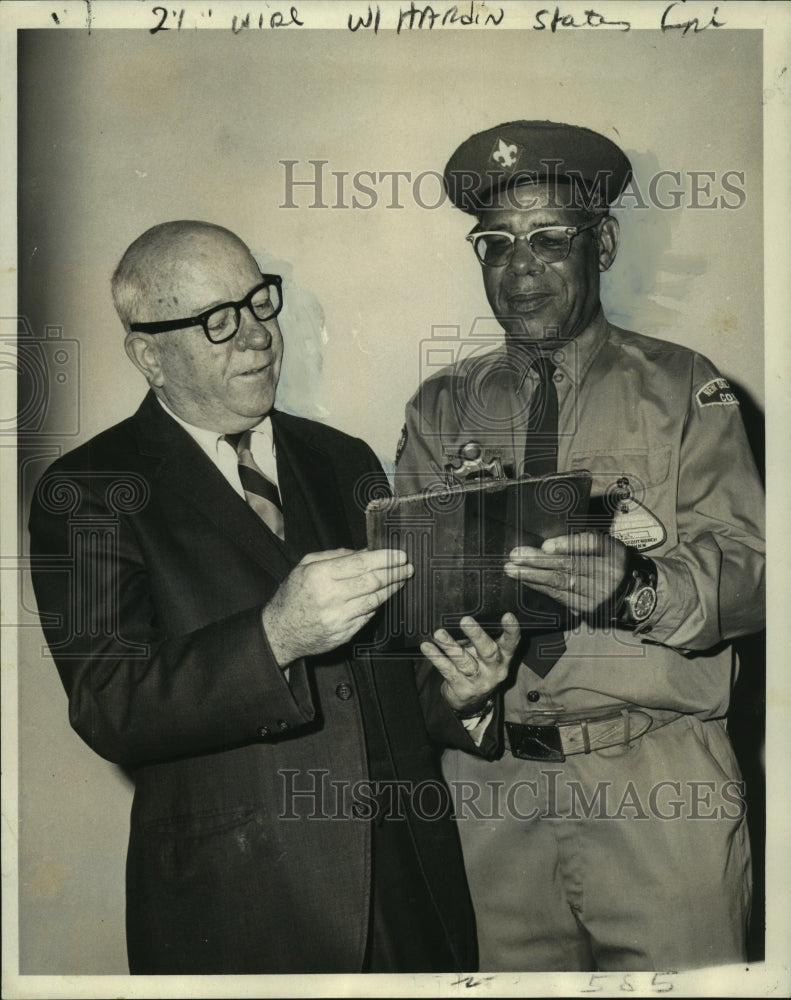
[612,549,658,629]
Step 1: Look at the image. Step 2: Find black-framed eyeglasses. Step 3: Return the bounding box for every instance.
[466,217,602,268]
[129,273,284,344]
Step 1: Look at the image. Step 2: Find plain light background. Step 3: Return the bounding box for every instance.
[15,22,766,977]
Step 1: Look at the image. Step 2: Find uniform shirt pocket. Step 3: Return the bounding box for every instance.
[568,446,675,552]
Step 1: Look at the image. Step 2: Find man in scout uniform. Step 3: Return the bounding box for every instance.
[395,121,765,970]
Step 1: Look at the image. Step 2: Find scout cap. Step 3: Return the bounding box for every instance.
[444,120,632,214]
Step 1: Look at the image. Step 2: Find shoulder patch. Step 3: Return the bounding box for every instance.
[696,377,739,408]
[394,423,408,465]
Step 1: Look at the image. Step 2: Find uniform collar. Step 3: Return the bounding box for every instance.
[502,307,611,392]
[550,308,611,388]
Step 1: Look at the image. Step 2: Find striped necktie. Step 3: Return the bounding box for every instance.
[227,429,285,541]
[522,355,566,677]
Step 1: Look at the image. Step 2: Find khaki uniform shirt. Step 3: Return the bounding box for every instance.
[395,311,765,722]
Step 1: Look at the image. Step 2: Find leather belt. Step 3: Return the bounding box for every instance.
[504,709,678,762]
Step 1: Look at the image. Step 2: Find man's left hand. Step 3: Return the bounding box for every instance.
[422,613,520,714]
[504,531,629,616]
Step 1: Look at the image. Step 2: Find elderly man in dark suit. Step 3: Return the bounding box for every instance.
[28,220,519,975]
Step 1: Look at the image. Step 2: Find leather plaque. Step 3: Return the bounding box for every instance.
[363,470,591,652]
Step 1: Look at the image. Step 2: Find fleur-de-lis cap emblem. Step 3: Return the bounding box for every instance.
[491,137,521,170]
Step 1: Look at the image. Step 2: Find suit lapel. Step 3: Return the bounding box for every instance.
[272,411,355,561]
[131,393,294,581]
[272,412,394,755]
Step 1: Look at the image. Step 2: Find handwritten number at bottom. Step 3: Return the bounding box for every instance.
[582,971,677,992]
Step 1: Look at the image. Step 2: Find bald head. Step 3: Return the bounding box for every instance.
[111,221,255,333]
[117,220,284,433]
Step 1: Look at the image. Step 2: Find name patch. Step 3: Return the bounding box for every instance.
[696,377,739,407]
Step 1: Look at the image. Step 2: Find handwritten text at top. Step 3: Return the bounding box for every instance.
[141,3,726,37]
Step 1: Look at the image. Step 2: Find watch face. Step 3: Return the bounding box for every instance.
[630,585,657,621]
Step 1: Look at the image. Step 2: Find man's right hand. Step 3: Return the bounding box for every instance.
[261,548,412,666]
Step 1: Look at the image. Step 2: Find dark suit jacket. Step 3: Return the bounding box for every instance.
[28,391,488,974]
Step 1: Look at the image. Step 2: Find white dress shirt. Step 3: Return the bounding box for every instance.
[157,397,280,501]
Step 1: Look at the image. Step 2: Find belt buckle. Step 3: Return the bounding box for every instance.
[505,721,566,762]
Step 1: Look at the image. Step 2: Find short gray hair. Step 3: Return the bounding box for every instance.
[111,220,240,334]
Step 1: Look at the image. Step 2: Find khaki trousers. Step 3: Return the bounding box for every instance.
[442,714,752,971]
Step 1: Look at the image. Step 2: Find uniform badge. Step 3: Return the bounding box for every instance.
[696,377,739,407]
[491,138,522,171]
[608,477,666,552]
[395,423,408,465]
